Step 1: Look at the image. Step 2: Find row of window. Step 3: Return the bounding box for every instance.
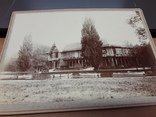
[49,48,131,59]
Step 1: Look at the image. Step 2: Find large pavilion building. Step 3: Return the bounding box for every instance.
[47,40,138,70]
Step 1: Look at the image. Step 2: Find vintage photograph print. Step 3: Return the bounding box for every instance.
[0,9,156,114]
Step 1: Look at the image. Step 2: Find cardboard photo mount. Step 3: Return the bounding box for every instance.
[0,8,156,115]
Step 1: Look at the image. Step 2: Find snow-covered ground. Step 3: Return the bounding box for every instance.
[0,76,156,104]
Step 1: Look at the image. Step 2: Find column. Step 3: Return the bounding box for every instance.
[78,59,80,67]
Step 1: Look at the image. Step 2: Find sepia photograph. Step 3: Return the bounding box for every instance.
[0,9,156,114]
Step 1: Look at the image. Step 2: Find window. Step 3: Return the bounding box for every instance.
[55,52,58,58]
[50,54,52,58]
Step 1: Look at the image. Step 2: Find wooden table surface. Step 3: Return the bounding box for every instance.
[0,38,156,117]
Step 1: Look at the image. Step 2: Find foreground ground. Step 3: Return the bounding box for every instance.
[0,76,156,104]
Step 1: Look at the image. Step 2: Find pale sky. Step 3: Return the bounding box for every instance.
[4,9,149,59]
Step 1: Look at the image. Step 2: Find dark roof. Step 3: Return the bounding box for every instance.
[50,43,59,53]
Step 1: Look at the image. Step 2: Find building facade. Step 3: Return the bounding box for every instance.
[47,42,139,70]
[47,43,60,69]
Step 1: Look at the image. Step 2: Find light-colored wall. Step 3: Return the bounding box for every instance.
[61,51,81,59]
[104,47,130,57]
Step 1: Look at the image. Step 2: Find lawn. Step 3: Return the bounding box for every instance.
[0,76,156,104]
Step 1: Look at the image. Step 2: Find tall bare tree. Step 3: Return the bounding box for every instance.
[4,57,18,72]
[127,11,147,44]
[81,18,103,70]
[32,44,50,69]
[17,35,33,72]
[127,11,156,73]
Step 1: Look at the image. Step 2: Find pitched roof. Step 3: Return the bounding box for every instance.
[50,43,59,53]
[63,42,81,52]
[62,39,109,52]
